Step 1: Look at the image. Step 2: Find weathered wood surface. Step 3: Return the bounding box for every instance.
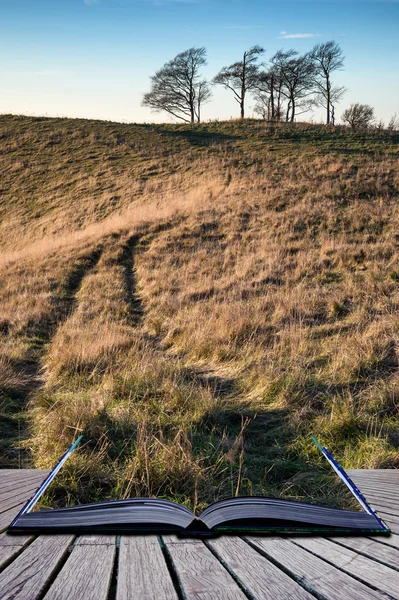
[0,535,74,600]
[163,536,247,599]
[44,536,116,600]
[246,536,388,600]
[207,535,314,599]
[0,469,51,532]
[0,468,398,600]
[294,537,399,598]
[117,536,178,600]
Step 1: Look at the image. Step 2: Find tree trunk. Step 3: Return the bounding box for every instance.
[270,76,275,121]
[189,78,195,124]
[240,53,246,119]
[290,97,295,123]
[326,76,331,125]
[286,101,291,122]
[276,88,282,121]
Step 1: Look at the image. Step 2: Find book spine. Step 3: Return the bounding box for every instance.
[312,437,387,531]
[9,436,84,528]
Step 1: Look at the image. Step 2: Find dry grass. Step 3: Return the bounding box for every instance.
[1,115,398,510]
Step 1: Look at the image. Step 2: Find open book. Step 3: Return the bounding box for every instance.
[8,437,390,535]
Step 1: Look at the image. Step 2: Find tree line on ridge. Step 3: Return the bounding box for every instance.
[142,42,345,125]
[142,43,398,130]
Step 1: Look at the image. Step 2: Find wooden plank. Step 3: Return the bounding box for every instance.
[0,473,46,486]
[348,469,399,474]
[207,536,314,599]
[363,502,396,513]
[352,474,399,482]
[381,519,399,535]
[0,470,50,476]
[75,534,116,546]
[356,486,399,498]
[0,478,44,494]
[377,511,399,525]
[163,536,247,600]
[357,481,399,491]
[350,475,399,482]
[0,502,28,531]
[366,533,399,550]
[0,470,45,477]
[0,470,49,484]
[377,514,399,535]
[44,537,116,600]
[368,504,399,518]
[0,532,32,546]
[331,536,399,570]
[0,468,47,474]
[357,489,399,503]
[361,499,399,517]
[0,481,42,504]
[354,477,399,486]
[0,490,46,514]
[117,536,178,600]
[246,536,388,600]
[361,488,399,499]
[351,484,399,494]
[0,535,74,600]
[294,537,399,598]
[348,469,399,477]
[0,476,48,501]
[356,481,398,489]
[356,480,398,488]
[0,532,33,570]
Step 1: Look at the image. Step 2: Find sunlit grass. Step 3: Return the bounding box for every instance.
[0,115,398,510]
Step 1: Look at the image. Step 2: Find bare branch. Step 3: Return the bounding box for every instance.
[142,47,212,123]
[213,46,265,118]
[310,41,345,125]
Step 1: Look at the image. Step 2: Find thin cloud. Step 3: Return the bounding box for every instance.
[278,31,323,39]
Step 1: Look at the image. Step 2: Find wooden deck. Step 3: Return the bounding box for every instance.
[0,469,399,599]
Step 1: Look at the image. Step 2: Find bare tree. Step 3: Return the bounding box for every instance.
[387,113,399,131]
[213,46,264,119]
[272,50,316,122]
[253,93,270,119]
[311,41,346,125]
[255,63,284,121]
[256,49,315,122]
[142,47,211,124]
[196,80,212,123]
[342,103,375,129]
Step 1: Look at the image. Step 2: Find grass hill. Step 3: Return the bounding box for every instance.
[1,114,398,511]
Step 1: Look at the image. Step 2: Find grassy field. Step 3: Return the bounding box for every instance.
[1,114,398,511]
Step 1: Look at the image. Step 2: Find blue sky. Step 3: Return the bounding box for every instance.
[0,0,398,123]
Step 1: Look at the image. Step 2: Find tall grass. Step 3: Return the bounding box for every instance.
[0,115,398,510]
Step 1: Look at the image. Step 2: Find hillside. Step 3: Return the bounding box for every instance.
[1,114,399,511]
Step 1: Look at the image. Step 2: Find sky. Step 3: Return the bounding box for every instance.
[0,0,398,124]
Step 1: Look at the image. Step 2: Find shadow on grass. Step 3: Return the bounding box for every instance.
[0,246,103,468]
[151,125,241,147]
[190,402,350,509]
